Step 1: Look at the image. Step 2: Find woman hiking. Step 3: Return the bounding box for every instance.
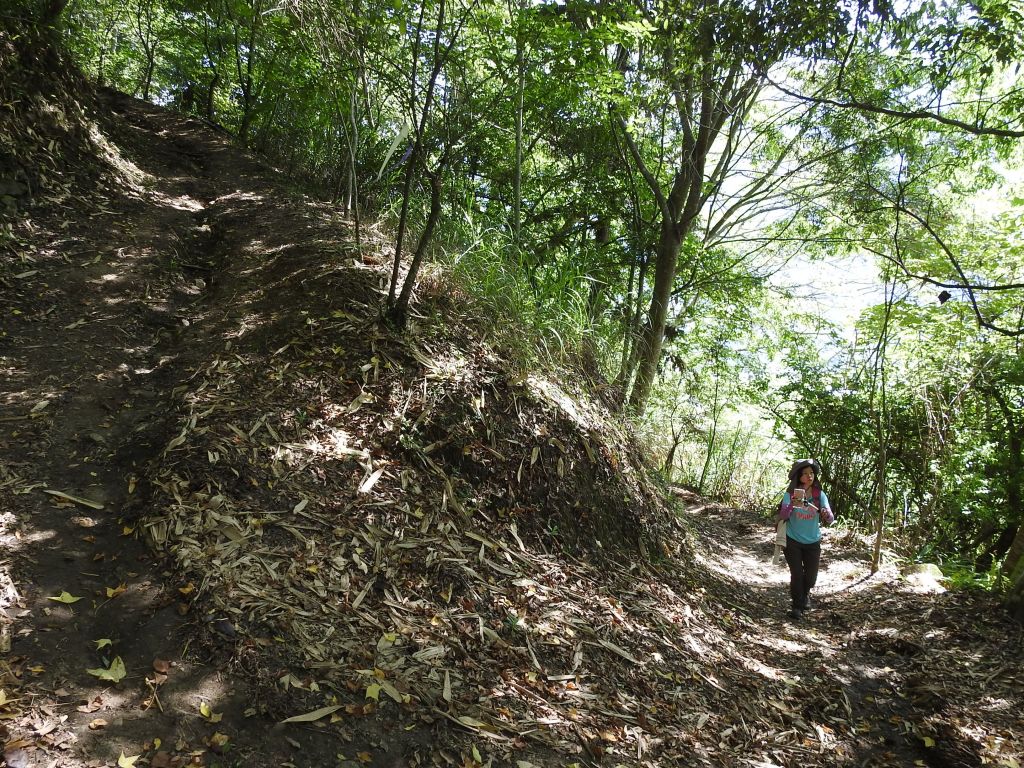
[777,459,834,620]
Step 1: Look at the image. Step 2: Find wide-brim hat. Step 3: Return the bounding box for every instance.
[789,458,822,482]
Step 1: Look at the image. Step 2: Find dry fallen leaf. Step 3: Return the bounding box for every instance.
[42,489,104,509]
[278,704,343,724]
[105,583,127,598]
[88,718,108,730]
[153,658,171,673]
[357,468,385,494]
[77,695,103,713]
[117,752,140,768]
[207,732,229,754]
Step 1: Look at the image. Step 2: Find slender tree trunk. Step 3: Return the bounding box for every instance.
[663,424,684,478]
[1004,522,1024,620]
[390,169,443,325]
[1004,528,1024,587]
[1007,569,1024,622]
[141,54,155,100]
[628,223,681,412]
[348,83,362,250]
[616,253,638,391]
[387,0,431,310]
[870,278,895,574]
[870,416,887,573]
[511,1,525,246]
[388,0,457,321]
[205,71,219,122]
[98,46,107,86]
[698,375,721,495]
[621,254,648,400]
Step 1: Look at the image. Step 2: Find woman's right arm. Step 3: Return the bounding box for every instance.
[778,492,793,521]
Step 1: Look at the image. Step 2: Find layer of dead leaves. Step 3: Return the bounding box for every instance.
[129,179,1024,768]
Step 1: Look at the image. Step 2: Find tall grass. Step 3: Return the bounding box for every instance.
[430,224,599,373]
[426,220,789,512]
[640,405,789,512]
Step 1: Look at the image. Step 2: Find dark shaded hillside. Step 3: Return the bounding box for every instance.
[1,25,1022,768]
[0,22,119,215]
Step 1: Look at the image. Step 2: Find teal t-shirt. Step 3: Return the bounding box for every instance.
[781,489,832,544]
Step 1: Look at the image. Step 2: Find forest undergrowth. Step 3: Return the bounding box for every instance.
[0,35,1022,768]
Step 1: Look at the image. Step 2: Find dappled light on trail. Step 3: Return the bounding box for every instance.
[2,80,1020,768]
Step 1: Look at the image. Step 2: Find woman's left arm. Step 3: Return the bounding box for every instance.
[819,491,835,525]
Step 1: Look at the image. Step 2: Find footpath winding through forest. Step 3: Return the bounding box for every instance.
[1,91,1022,768]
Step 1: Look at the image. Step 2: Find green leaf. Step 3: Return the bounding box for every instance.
[48,591,83,604]
[86,656,127,683]
[376,122,411,181]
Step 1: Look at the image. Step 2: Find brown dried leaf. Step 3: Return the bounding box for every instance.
[77,695,103,713]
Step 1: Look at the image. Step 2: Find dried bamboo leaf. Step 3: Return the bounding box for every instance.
[279,704,343,724]
[42,489,104,510]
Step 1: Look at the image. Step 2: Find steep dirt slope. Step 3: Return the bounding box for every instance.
[1,57,1022,768]
[1,81,324,765]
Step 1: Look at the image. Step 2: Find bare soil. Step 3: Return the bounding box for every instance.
[1,90,1021,768]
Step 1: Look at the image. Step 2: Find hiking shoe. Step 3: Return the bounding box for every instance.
[788,607,803,621]
[802,595,812,611]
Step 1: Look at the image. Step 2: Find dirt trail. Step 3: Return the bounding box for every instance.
[1,92,312,767]
[683,500,1023,768]
[1,92,1021,768]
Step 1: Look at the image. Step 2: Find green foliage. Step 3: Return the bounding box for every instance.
[929,557,1002,591]
[26,0,1024,597]
[434,223,595,371]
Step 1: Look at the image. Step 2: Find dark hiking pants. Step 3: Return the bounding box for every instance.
[784,536,820,609]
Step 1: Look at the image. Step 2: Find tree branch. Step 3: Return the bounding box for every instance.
[765,75,1024,138]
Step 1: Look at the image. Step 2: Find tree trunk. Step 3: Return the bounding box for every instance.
[1005,545,1024,621]
[389,169,443,326]
[870,445,887,573]
[1003,525,1024,587]
[205,71,219,122]
[698,376,721,495]
[388,0,453,316]
[628,223,681,413]
[870,278,894,574]
[141,54,155,101]
[511,0,525,246]
[663,425,683,479]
